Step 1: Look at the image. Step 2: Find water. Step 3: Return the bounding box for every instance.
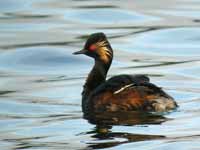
[0,0,200,149]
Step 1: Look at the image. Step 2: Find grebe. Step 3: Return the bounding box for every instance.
[73,33,177,115]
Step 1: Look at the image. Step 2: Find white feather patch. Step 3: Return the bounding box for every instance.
[114,83,135,94]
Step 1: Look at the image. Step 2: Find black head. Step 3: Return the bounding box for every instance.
[73,32,113,63]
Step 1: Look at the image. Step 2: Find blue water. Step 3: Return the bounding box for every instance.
[0,0,200,150]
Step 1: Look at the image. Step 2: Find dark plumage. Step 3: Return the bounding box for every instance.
[73,32,178,117]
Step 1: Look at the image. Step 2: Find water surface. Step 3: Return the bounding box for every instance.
[0,0,200,150]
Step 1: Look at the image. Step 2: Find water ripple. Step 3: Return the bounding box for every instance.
[0,0,200,150]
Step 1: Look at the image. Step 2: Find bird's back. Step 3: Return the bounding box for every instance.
[85,74,177,113]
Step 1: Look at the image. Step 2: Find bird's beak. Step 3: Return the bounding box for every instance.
[73,49,87,55]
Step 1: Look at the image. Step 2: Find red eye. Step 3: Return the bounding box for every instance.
[89,45,96,51]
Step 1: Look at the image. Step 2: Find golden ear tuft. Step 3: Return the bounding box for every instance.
[95,40,112,63]
[96,40,107,47]
[99,47,112,63]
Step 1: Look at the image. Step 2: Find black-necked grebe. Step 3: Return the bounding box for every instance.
[73,32,178,115]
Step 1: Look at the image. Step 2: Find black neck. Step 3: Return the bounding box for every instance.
[81,42,113,113]
[84,60,111,93]
[82,59,112,110]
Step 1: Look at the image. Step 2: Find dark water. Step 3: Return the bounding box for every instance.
[0,0,200,150]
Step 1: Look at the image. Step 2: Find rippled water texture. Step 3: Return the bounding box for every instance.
[0,0,200,150]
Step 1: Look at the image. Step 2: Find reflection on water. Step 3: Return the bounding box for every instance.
[84,128,165,149]
[85,111,169,126]
[0,0,200,150]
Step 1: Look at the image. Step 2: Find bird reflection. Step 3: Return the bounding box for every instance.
[83,126,165,149]
[84,111,169,126]
[82,111,168,149]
